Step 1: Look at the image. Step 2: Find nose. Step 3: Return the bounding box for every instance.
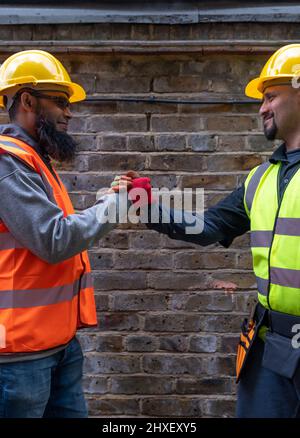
[63,106,72,119]
[259,99,269,117]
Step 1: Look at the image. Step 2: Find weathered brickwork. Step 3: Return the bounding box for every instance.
[0,21,290,417]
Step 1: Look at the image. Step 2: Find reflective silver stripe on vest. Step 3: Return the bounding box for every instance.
[81,272,93,290]
[270,267,300,289]
[256,267,300,294]
[256,276,269,296]
[245,161,271,213]
[275,217,300,236]
[0,233,24,250]
[0,272,93,309]
[0,140,25,152]
[251,230,273,247]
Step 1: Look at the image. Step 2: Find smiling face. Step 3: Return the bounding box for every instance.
[34,90,72,132]
[5,86,77,162]
[32,89,77,162]
[259,84,300,141]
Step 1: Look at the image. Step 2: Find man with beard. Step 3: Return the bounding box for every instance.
[130,44,300,417]
[0,50,133,418]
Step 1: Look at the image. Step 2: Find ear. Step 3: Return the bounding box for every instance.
[20,92,36,112]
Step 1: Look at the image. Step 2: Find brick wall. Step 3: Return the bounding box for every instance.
[0,21,294,417]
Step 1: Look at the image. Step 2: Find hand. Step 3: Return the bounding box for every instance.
[110,173,134,193]
[110,171,152,205]
[129,177,152,204]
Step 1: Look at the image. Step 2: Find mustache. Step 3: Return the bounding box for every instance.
[263,112,274,123]
[36,116,77,162]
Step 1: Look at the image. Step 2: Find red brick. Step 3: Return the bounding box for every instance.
[87,398,139,416]
[148,153,207,172]
[126,335,158,352]
[151,115,203,132]
[153,76,207,93]
[205,116,258,131]
[141,398,202,417]
[180,174,237,190]
[112,292,168,311]
[98,313,140,331]
[93,271,147,290]
[206,153,262,172]
[96,76,150,93]
[176,377,233,395]
[84,353,141,374]
[87,115,147,133]
[174,251,236,269]
[114,250,172,270]
[111,376,173,394]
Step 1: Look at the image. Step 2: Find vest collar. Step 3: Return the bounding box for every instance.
[0,123,50,164]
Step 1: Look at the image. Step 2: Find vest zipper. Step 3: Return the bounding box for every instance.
[266,163,299,309]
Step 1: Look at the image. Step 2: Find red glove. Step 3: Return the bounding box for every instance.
[128,177,152,205]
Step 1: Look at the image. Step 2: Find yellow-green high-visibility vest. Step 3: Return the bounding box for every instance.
[244,160,300,316]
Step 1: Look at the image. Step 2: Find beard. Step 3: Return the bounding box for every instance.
[36,114,77,162]
[263,116,278,140]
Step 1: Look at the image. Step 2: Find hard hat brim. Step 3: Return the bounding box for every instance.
[245,74,296,100]
[66,81,86,103]
[245,77,263,100]
[0,80,86,109]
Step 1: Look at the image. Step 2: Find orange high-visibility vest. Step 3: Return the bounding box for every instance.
[0,134,97,353]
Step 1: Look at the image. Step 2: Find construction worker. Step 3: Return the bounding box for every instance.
[122,44,300,417]
[0,50,135,418]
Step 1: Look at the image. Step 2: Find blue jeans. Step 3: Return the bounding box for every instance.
[0,337,87,418]
[236,337,300,418]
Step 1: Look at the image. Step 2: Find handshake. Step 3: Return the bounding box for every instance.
[109,171,152,205]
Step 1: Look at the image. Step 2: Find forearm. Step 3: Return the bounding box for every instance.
[147,203,226,246]
[146,185,250,247]
[42,194,122,263]
[0,170,126,263]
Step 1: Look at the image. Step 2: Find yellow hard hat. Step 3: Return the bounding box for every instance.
[0,49,86,108]
[245,44,300,99]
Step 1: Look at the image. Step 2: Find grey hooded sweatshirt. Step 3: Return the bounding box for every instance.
[0,124,122,362]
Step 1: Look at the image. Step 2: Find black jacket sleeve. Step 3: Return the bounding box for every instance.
[146,185,250,247]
